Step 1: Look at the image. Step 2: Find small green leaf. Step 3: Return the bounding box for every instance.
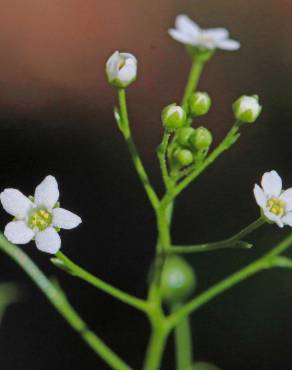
[114,106,123,131]
[270,256,292,269]
[50,258,76,275]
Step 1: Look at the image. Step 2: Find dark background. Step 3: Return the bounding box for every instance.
[1,0,292,369]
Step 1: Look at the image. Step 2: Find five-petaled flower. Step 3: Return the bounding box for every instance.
[254,170,292,228]
[169,14,240,51]
[0,176,82,254]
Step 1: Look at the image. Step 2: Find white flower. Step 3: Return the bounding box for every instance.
[106,51,137,88]
[233,95,262,123]
[254,170,292,228]
[0,176,82,254]
[168,15,240,51]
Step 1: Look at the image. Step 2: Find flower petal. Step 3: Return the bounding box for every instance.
[35,227,61,254]
[53,208,82,230]
[201,28,229,41]
[280,188,292,211]
[4,221,34,244]
[253,184,267,208]
[216,39,240,50]
[168,29,195,45]
[261,170,282,197]
[175,14,200,35]
[34,175,59,209]
[0,189,33,219]
[264,210,284,228]
[282,212,292,227]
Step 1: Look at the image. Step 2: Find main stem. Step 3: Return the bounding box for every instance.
[0,234,132,370]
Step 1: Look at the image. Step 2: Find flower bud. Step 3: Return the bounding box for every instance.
[189,127,213,151]
[232,95,262,123]
[161,104,186,131]
[106,51,137,88]
[160,256,196,305]
[176,127,196,146]
[174,149,194,166]
[189,92,211,117]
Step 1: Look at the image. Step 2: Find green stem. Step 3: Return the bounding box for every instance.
[157,133,171,190]
[162,125,240,206]
[170,218,265,254]
[171,303,193,370]
[55,251,149,313]
[118,88,160,210]
[143,320,169,370]
[181,59,205,110]
[168,233,292,328]
[0,234,132,370]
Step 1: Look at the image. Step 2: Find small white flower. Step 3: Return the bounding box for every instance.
[0,176,82,254]
[106,51,137,88]
[254,170,292,228]
[169,14,240,51]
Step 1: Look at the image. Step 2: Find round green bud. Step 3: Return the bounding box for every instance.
[161,103,186,131]
[189,127,213,151]
[174,149,194,166]
[189,92,211,117]
[191,362,222,370]
[232,95,262,123]
[160,256,196,305]
[176,127,196,146]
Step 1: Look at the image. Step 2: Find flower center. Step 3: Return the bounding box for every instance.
[117,59,126,70]
[28,208,53,231]
[267,197,285,217]
[198,34,213,45]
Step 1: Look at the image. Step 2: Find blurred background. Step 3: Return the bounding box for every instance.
[0,0,292,369]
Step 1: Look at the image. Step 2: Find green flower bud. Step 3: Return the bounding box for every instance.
[161,104,186,131]
[233,95,262,123]
[176,127,196,146]
[189,127,213,151]
[191,362,222,370]
[189,92,211,117]
[174,149,194,166]
[160,256,196,305]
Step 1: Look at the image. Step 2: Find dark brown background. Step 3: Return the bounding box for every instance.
[1,0,292,369]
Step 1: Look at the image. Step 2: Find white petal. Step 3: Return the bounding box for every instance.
[4,221,34,244]
[35,227,61,254]
[282,212,292,227]
[280,188,292,211]
[253,184,267,208]
[216,39,240,50]
[118,61,137,84]
[264,210,284,228]
[261,170,282,197]
[175,14,200,35]
[202,28,229,41]
[53,208,82,230]
[34,175,59,209]
[0,189,33,219]
[168,29,195,45]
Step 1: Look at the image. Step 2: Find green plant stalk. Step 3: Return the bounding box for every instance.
[118,88,159,210]
[157,132,172,190]
[170,218,265,254]
[0,234,132,370]
[55,251,149,313]
[181,59,205,109]
[169,233,292,328]
[171,303,193,370]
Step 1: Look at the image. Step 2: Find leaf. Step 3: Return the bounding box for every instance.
[50,257,76,275]
[270,256,292,269]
